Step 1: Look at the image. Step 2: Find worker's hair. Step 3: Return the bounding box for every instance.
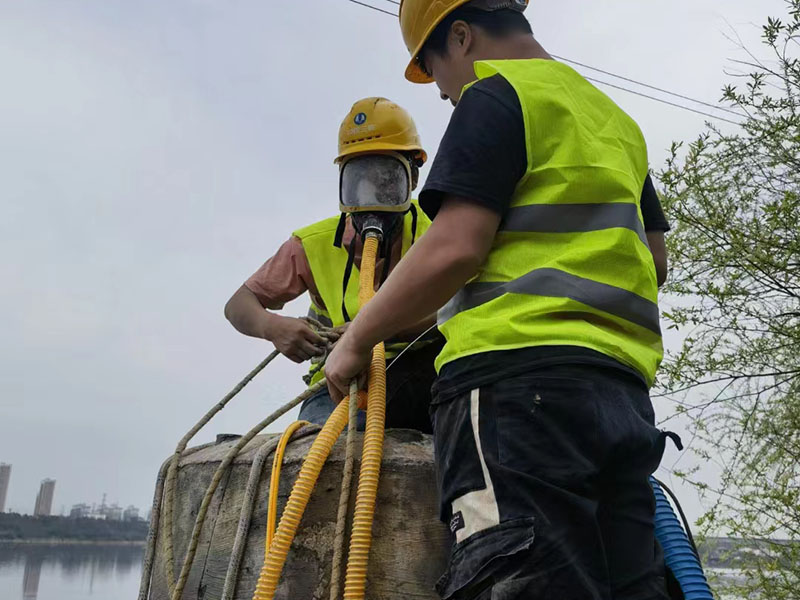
[420,7,532,68]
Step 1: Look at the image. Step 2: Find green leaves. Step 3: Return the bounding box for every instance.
[656,2,800,597]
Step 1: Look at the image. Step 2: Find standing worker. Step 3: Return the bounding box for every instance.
[325,2,672,599]
[226,97,441,432]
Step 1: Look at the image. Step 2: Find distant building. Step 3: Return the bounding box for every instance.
[123,505,140,522]
[0,463,10,513]
[69,503,91,519]
[106,504,123,521]
[33,479,56,517]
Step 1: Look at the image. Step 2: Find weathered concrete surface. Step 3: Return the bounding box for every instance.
[147,429,450,600]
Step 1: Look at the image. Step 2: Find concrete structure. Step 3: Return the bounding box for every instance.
[123,505,140,522]
[144,429,449,600]
[33,479,56,517]
[0,463,10,513]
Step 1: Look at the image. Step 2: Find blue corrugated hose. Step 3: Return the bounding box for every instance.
[651,477,714,599]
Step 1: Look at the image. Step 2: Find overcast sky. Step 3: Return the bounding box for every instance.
[0,0,786,522]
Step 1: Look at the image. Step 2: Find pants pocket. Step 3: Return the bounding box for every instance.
[432,388,499,535]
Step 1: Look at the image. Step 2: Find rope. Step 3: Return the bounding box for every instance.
[220,436,281,600]
[138,458,170,600]
[302,318,341,385]
[137,443,217,600]
[136,313,342,600]
[161,351,281,596]
[221,423,317,600]
[169,380,327,600]
[329,381,360,600]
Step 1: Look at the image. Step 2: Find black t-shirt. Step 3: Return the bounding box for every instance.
[420,74,669,397]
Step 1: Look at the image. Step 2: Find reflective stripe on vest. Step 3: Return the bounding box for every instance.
[435,60,663,386]
[501,202,648,246]
[439,268,661,335]
[294,202,431,385]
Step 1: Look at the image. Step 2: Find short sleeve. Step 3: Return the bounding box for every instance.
[640,174,670,232]
[244,237,323,310]
[420,75,527,219]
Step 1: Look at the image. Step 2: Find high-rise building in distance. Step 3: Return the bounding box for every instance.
[33,479,56,517]
[0,464,10,513]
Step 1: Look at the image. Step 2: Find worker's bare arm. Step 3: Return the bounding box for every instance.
[646,231,668,287]
[224,285,324,363]
[325,198,500,400]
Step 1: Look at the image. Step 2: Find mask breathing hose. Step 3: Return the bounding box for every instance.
[343,233,386,600]
[251,232,387,600]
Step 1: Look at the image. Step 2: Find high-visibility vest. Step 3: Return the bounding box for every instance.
[436,59,663,386]
[294,201,431,385]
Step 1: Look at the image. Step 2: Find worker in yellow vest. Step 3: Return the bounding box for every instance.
[325,2,673,598]
[226,97,441,432]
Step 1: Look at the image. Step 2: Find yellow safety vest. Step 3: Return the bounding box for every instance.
[294,201,431,385]
[436,59,663,386]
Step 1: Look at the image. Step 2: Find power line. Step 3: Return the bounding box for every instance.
[583,76,743,125]
[343,0,744,126]
[345,0,397,17]
[551,54,746,118]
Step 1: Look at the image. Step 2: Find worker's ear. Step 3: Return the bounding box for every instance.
[410,165,419,191]
[449,20,473,57]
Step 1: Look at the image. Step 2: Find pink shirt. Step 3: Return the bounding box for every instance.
[244,218,402,312]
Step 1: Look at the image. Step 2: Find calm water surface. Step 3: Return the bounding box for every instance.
[0,543,143,600]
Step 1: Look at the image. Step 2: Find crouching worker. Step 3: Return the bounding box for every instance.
[225,97,442,433]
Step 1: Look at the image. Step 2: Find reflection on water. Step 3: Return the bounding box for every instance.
[23,557,42,598]
[0,543,144,600]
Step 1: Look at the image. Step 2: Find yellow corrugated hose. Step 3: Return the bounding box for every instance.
[343,234,386,600]
[252,400,349,600]
[251,233,386,600]
[265,420,309,552]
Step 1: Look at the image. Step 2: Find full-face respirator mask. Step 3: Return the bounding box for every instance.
[338,151,414,240]
[332,151,420,321]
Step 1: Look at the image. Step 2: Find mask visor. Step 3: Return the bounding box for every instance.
[339,153,411,214]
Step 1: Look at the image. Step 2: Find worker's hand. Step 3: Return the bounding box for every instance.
[267,316,326,363]
[325,333,372,404]
[332,322,350,337]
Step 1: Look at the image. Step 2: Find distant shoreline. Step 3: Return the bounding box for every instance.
[0,539,146,546]
[0,513,148,544]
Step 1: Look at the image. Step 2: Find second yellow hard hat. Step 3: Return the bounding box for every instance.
[336,97,427,164]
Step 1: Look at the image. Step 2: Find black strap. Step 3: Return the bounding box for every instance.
[341,238,357,322]
[380,232,391,285]
[333,213,347,248]
[409,203,418,246]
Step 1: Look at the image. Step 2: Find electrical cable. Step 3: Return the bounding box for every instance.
[343,0,745,126]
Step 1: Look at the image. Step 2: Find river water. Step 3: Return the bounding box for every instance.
[0,542,751,600]
[0,543,143,600]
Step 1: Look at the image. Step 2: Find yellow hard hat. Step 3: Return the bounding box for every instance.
[335,97,427,164]
[399,0,529,83]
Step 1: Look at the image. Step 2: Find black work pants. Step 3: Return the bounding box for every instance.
[431,365,669,600]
